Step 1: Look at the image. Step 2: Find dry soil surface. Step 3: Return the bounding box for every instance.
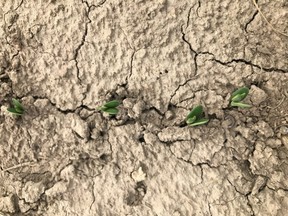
[1,0,288,215]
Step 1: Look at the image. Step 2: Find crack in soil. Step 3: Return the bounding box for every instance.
[3,0,24,29]
[213,58,288,73]
[73,2,92,83]
[74,1,107,108]
[126,50,137,85]
[89,180,96,211]
[208,202,213,216]
[244,11,259,33]
[246,193,256,216]
[196,1,201,18]
[227,178,256,215]
[1,1,288,215]
[186,7,193,28]
[181,6,288,74]
[168,26,200,104]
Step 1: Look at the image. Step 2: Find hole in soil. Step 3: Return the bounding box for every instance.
[33,144,40,152]
[168,103,176,110]
[136,181,147,194]
[99,154,111,163]
[109,115,117,120]
[0,76,10,83]
[249,81,263,88]
[138,135,145,143]
[125,181,147,206]
[179,121,187,128]
[208,113,217,119]
[99,131,105,136]
[243,159,251,168]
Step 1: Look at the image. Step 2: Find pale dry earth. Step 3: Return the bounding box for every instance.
[0,0,288,215]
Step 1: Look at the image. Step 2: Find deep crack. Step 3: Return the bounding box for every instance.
[186,7,193,29]
[213,58,288,73]
[196,1,201,17]
[244,11,259,32]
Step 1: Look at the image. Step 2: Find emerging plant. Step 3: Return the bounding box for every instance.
[7,98,24,116]
[186,105,209,126]
[98,100,120,115]
[230,87,251,108]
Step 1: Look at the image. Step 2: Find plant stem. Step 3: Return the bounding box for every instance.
[230,101,251,108]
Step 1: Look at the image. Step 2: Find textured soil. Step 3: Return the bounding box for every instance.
[1,0,288,215]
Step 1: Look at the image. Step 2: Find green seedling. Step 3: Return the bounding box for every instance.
[7,98,24,116]
[186,105,209,126]
[230,87,251,108]
[98,100,120,115]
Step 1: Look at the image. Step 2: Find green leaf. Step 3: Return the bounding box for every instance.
[103,100,120,108]
[12,98,24,111]
[187,105,204,120]
[98,106,106,111]
[7,108,23,115]
[231,93,245,102]
[230,101,251,108]
[186,116,197,125]
[231,87,249,102]
[189,118,209,127]
[15,106,24,113]
[103,107,119,115]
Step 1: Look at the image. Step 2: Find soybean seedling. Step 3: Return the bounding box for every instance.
[7,98,24,116]
[230,87,251,108]
[186,105,209,126]
[98,100,120,115]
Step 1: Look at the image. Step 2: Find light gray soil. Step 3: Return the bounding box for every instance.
[1,0,288,215]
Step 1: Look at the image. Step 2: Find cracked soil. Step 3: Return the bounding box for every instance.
[0,0,288,215]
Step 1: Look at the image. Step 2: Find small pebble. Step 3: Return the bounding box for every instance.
[279,126,288,135]
[165,110,174,120]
